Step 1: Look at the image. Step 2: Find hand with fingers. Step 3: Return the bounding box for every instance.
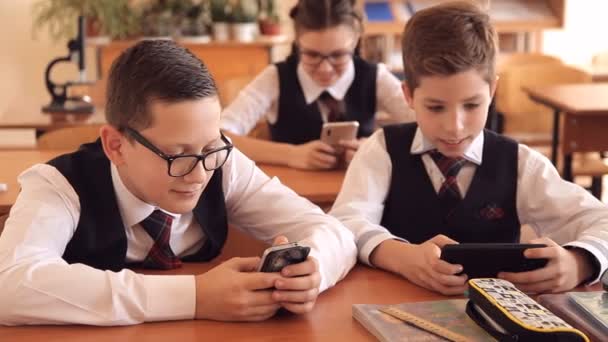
[194,257,283,321]
[397,234,468,296]
[498,237,596,294]
[270,236,321,314]
[287,140,338,170]
[338,138,367,164]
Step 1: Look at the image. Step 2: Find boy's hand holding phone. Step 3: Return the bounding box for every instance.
[264,236,321,314]
[498,237,595,294]
[287,140,337,170]
[371,234,467,296]
[194,257,283,322]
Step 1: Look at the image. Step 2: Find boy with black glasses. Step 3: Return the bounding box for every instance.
[0,40,356,325]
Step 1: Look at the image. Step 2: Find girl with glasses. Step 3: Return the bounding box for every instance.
[220,0,414,170]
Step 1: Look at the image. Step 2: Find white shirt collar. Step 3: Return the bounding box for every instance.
[111,163,180,227]
[409,127,484,165]
[297,60,355,104]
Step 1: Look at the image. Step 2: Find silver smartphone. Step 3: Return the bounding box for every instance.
[320,121,359,146]
[257,242,311,273]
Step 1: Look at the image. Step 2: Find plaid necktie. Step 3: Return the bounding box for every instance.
[428,150,466,215]
[140,210,182,269]
[318,91,345,122]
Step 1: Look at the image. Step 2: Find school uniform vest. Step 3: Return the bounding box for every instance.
[380,123,520,244]
[271,54,377,144]
[47,139,228,271]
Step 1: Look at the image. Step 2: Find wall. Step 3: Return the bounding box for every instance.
[542,0,608,66]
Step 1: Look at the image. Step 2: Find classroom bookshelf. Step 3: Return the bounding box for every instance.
[360,0,565,73]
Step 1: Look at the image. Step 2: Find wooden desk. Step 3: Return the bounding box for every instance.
[0,109,105,135]
[524,83,608,181]
[0,261,442,341]
[259,165,344,207]
[0,150,345,215]
[0,229,601,341]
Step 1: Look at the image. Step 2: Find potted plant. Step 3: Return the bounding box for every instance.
[32,0,138,41]
[139,0,189,39]
[230,0,259,42]
[258,0,281,36]
[178,1,211,43]
[210,0,231,41]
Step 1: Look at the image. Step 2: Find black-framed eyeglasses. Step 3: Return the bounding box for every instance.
[298,47,354,67]
[124,127,233,177]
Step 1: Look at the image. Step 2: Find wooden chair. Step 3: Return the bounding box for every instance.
[497,62,591,142]
[217,76,270,140]
[37,125,103,150]
[497,63,607,197]
[218,76,254,108]
[497,53,562,74]
[496,53,563,145]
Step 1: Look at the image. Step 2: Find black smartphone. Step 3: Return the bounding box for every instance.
[440,243,548,279]
[257,242,311,273]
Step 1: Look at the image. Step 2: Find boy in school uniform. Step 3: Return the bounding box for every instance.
[0,40,357,325]
[330,1,608,295]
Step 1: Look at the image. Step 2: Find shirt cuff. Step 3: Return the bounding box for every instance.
[143,275,196,322]
[563,240,607,284]
[358,230,408,266]
[307,248,329,292]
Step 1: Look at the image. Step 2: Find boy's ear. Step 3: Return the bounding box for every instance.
[401,82,414,107]
[100,124,128,166]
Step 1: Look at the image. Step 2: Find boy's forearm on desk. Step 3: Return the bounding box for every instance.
[369,239,409,275]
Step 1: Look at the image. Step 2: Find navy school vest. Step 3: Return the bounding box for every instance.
[270,54,377,144]
[380,123,520,244]
[47,139,228,271]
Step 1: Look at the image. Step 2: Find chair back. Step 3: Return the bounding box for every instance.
[497,63,591,133]
[37,125,102,150]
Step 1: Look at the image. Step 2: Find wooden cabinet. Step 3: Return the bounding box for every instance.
[89,36,289,106]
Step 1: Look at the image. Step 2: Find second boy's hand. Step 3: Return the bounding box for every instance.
[498,237,594,294]
[371,234,467,296]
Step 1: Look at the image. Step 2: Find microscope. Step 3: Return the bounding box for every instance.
[42,16,95,114]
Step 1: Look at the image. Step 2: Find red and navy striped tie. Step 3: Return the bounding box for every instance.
[140,210,182,269]
[429,150,466,216]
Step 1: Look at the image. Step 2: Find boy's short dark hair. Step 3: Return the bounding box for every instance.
[401,1,497,91]
[105,40,218,131]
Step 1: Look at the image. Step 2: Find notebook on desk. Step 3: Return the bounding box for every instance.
[568,292,608,331]
[537,292,608,341]
[353,299,491,341]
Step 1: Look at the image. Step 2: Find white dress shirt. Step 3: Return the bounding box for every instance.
[220,60,415,135]
[0,148,357,326]
[330,128,608,283]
